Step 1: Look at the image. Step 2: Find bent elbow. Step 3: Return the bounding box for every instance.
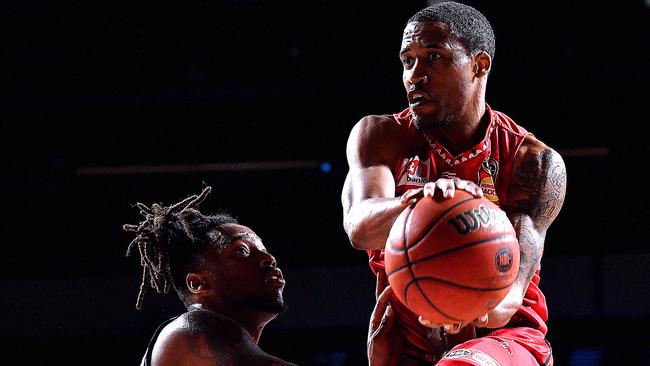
[345,223,367,250]
[346,226,361,249]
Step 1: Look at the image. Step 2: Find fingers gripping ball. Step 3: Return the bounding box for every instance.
[385,190,519,324]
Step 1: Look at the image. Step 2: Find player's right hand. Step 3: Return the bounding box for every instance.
[368,284,403,366]
[423,177,483,199]
[399,187,425,205]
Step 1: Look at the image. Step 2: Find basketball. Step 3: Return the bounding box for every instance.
[385,190,519,324]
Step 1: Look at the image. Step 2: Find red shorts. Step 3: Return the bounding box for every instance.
[389,291,552,365]
[399,327,552,366]
[437,328,553,366]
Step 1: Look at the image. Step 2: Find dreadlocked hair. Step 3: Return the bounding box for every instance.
[123,186,237,309]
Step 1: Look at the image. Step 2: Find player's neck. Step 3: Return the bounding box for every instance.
[240,318,267,343]
[189,303,271,343]
[222,306,276,343]
[431,105,488,155]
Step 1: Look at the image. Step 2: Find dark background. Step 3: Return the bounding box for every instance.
[4,0,650,365]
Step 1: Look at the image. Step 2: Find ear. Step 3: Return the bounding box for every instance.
[473,51,492,78]
[186,273,210,294]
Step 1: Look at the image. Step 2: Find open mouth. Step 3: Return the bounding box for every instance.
[408,91,431,106]
[411,96,426,105]
[265,268,285,286]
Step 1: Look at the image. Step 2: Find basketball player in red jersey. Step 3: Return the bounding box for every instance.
[342,2,567,365]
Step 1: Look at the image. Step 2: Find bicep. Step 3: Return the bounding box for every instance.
[342,116,403,213]
[507,146,567,232]
[342,165,397,214]
[505,145,567,281]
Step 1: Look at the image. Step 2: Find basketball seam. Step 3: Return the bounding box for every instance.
[385,196,475,253]
[404,279,464,322]
[387,234,517,277]
[407,196,476,252]
[402,205,465,323]
[407,276,515,292]
[401,206,419,305]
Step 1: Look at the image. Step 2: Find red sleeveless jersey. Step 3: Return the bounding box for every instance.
[367,104,551,363]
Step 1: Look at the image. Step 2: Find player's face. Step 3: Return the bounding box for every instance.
[207,224,286,314]
[400,21,476,132]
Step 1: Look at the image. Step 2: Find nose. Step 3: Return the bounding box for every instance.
[260,252,277,268]
[404,59,428,86]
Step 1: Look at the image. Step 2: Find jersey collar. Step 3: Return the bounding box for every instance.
[424,104,495,167]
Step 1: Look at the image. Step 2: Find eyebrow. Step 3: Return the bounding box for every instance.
[232,232,262,244]
[400,42,446,55]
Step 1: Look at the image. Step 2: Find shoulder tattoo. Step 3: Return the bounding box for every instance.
[511,148,567,228]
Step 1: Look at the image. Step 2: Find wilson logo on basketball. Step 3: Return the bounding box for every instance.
[495,247,513,272]
[447,204,508,235]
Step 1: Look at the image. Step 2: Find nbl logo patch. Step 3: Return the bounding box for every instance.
[478,156,500,204]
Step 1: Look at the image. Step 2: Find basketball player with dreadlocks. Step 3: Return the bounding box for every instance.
[123,186,295,366]
[124,186,396,366]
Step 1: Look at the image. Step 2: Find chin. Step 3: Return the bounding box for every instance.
[413,112,453,131]
[241,293,286,314]
[261,296,287,315]
[413,114,432,132]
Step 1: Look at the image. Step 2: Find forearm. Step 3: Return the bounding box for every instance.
[484,281,525,328]
[345,197,409,250]
[487,214,544,328]
[485,253,539,328]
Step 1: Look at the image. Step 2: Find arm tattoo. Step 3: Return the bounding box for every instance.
[511,149,566,229]
[509,148,566,282]
[510,215,543,282]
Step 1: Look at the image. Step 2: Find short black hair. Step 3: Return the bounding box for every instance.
[123,186,238,309]
[408,1,495,59]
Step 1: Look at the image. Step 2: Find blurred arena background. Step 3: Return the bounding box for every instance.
[4,0,649,365]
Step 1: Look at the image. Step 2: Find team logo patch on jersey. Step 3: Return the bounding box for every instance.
[478,156,500,204]
[398,155,430,186]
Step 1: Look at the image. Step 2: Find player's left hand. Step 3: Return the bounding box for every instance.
[418,297,524,334]
[417,313,489,334]
[423,177,483,199]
